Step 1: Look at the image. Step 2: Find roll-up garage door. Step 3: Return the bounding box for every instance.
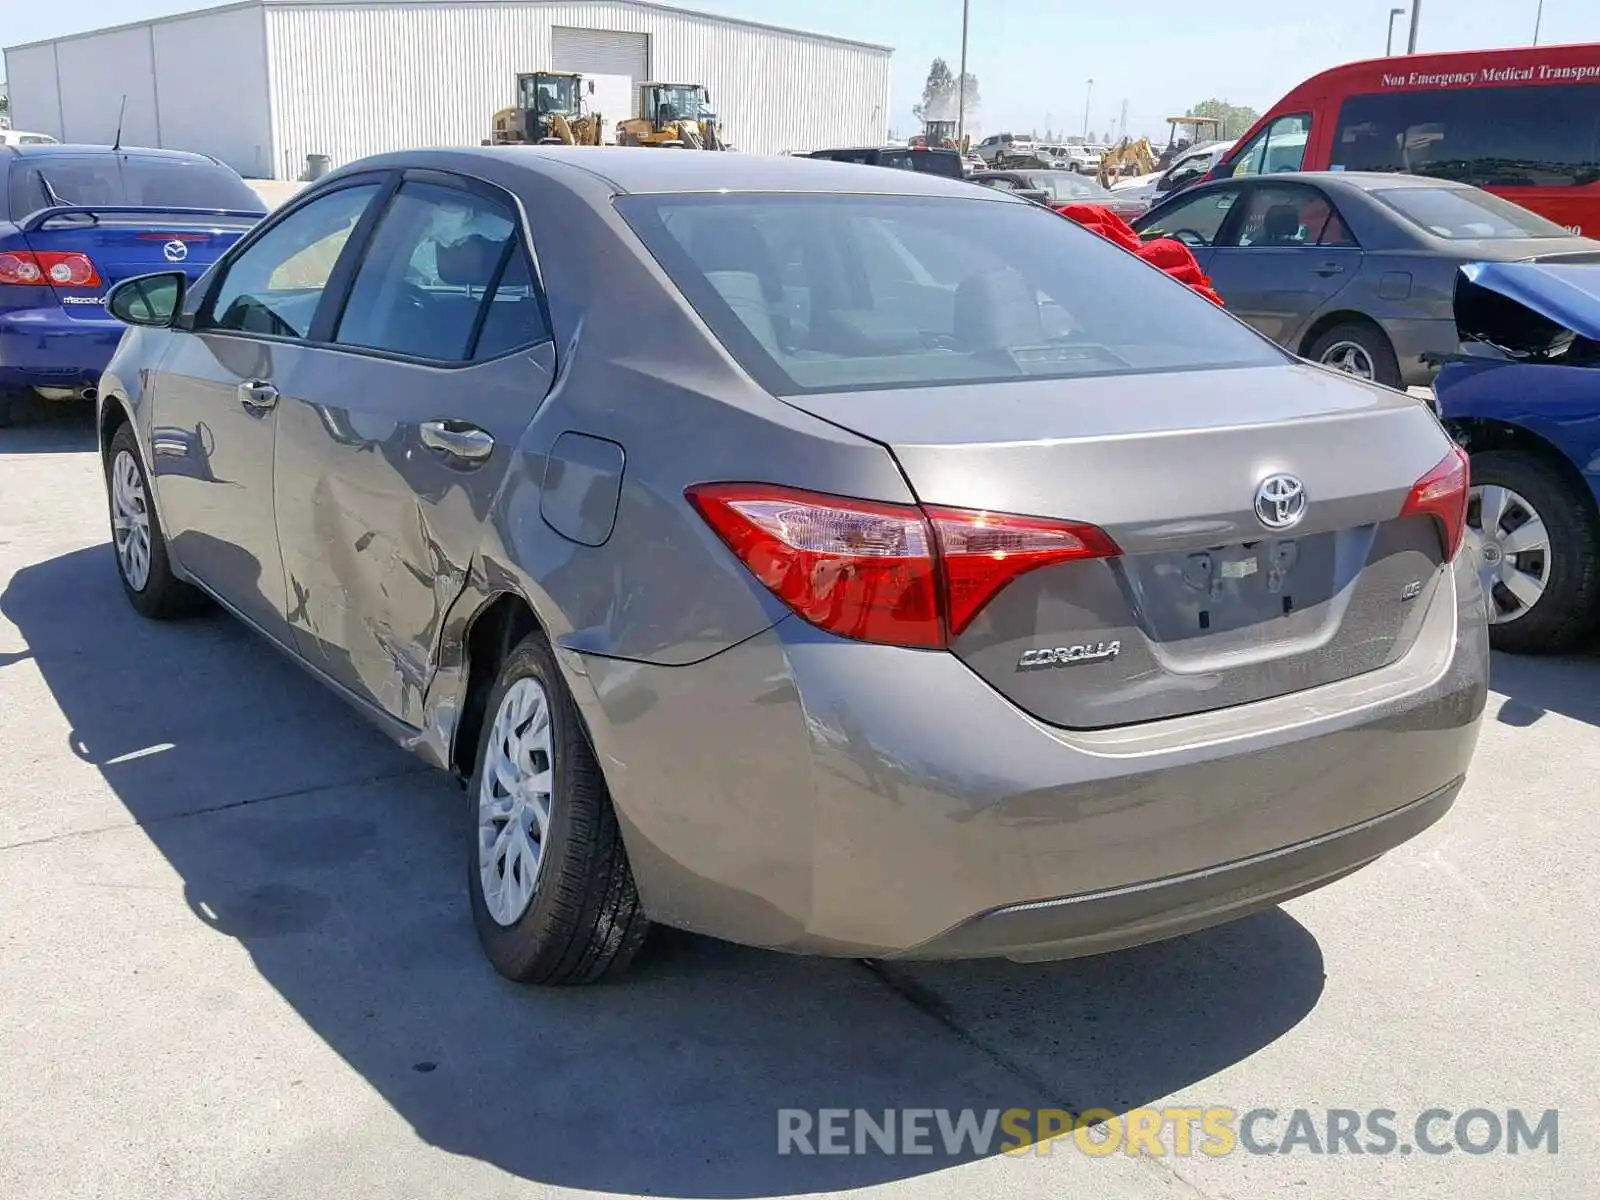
[551,27,649,83]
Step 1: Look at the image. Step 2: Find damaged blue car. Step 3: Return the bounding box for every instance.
[1436,260,1600,653]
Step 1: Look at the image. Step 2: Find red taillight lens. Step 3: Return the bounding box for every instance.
[927,506,1121,636]
[1400,445,1470,560]
[687,484,943,647]
[0,251,45,285]
[686,483,1119,648]
[0,250,101,288]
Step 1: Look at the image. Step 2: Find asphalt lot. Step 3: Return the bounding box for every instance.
[2,398,1596,1200]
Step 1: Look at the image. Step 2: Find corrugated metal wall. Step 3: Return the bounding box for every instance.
[3,44,64,137]
[266,1,889,172]
[1,5,275,178]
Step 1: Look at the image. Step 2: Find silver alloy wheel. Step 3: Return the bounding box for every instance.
[1469,483,1552,625]
[477,677,555,926]
[111,449,153,592]
[1320,340,1376,380]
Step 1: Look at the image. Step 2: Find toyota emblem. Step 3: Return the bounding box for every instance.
[163,240,189,263]
[1255,474,1307,530]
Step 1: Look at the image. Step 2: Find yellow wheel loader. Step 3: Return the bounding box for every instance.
[1096,137,1157,186]
[914,120,970,155]
[616,83,725,149]
[488,72,604,146]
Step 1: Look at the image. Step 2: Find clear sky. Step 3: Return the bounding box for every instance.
[3,0,1594,140]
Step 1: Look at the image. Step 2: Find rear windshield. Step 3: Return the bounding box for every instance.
[7,154,264,218]
[616,192,1283,395]
[1370,185,1571,240]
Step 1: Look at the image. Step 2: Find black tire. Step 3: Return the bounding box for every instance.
[1471,448,1600,654]
[1306,321,1403,390]
[104,423,208,619]
[466,631,649,984]
[0,389,19,429]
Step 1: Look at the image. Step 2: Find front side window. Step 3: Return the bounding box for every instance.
[1137,188,1238,247]
[618,192,1283,396]
[1371,185,1572,239]
[333,181,547,361]
[1329,85,1600,188]
[203,183,379,339]
[1231,114,1312,178]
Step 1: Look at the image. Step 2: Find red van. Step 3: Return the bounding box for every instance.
[1212,43,1600,235]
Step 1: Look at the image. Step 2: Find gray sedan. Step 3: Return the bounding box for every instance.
[1132,172,1600,388]
[96,148,1485,984]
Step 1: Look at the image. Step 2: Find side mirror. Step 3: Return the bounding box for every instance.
[107,271,187,328]
[1211,159,1237,180]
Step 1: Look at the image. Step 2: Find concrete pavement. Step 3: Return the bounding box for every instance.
[1,400,1594,1200]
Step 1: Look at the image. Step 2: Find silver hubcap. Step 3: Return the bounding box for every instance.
[110,449,152,592]
[1321,340,1375,380]
[1469,484,1551,624]
[477,677,554,926]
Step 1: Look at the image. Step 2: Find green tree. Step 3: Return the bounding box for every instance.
[1186,98,1261,140]
[912,57,980,127]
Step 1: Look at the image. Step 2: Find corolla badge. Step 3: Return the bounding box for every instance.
[163,240,189,263]
[1254,474,1306,530]
[1018,641,1121,670]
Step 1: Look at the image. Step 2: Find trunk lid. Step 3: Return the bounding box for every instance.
[22,207,258,321]
[784,361,1457,728]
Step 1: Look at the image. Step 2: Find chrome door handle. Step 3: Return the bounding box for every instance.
[1314,263,1345,277]
[420,419,494,463]
[238,380,279,413]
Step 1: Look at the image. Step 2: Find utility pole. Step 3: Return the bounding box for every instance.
[1082,78,1094,141]
[1533,0,1545,45]
[1387,7,1406,54]
[956,0,971,141]
[1119,97,1129,141]
[1406,0,1422,53]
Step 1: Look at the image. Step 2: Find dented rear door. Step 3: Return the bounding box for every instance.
[272,342,553,725]
[271,170,556,725]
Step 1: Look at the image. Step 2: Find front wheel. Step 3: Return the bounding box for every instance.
[105,424,207,619]
[466,631,650,984]
[1307,322,1402,390]
[1468,449,1600,654]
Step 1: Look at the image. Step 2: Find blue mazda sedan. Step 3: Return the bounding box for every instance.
[0,144,265,425]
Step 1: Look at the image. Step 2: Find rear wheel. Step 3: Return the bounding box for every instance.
[466,631,650,984]
[1307,321,1402,390]
[1468,449,1600,654]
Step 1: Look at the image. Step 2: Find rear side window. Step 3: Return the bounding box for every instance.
[1330,85,1600,188]
[1370,185,1572,240]
[618,193,1283,395]
[332,181,547,362]
[7,154,264,217]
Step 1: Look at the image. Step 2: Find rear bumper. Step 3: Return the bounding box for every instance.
[0,304,123,390]
[566,551,1488,960]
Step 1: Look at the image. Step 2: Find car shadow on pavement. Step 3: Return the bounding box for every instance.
[1490,647,1600,728]
[0,395,97,453]
[3,543,1328,1197]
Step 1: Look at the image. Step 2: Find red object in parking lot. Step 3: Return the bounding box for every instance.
[1055,202,1225,307]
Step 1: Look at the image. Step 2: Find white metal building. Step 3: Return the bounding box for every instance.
[3,0,891,179]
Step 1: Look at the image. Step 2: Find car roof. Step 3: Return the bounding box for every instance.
[341,145,993,200]
[0,143,221,165]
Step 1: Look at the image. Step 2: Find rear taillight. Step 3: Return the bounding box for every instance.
[686,483,1119,648]
[1400,445,1470,560]
[0,250,102,288]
